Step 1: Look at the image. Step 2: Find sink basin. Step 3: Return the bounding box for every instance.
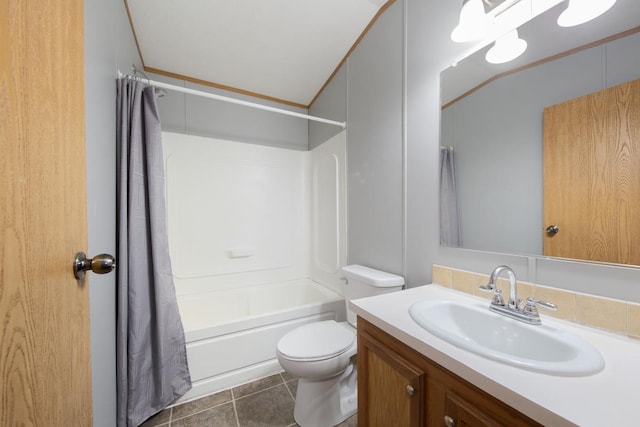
[409,299,604,376]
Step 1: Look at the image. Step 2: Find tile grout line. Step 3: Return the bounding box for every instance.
[280,373,296,401]
[231,388,241,427]
[279,372,293,400]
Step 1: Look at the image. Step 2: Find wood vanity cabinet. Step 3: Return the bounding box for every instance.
[357,318,543,427]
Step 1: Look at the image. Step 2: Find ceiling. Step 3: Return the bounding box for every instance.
[126,0,389,108]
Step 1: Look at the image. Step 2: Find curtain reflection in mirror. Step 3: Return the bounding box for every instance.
[440,146,461,247]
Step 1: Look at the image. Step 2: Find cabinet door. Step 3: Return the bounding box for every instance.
[444,391,501,427]
[358,329,425,427]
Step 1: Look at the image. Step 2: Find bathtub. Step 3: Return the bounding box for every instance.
[176,278,345,402]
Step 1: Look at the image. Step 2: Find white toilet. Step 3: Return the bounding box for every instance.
[276,265,404,427]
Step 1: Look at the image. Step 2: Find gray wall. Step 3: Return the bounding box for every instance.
[404,0,455,287]
[309,64,347,150]
[310,0,467,285]
[84,1,141,425]
[345,1,404,276]
[151,73,309,150]
[312,0,460,284]
[309,0,459,282]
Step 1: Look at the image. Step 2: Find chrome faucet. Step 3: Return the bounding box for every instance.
[480,265,557,325]
[481,265,519,309]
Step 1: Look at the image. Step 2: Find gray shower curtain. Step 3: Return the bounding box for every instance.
[440,147,461,247]
[116,77,191,427]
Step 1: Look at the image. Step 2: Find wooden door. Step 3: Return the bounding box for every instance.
[543,78,640,265]
[0,0,92,425]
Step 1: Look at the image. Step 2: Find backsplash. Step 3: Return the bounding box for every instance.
[432,264,640,340]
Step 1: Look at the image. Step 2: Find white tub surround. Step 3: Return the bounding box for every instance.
[163,132,312,292]
[162,131,348,402]
[162,130,347,295]
[350,284,640,427]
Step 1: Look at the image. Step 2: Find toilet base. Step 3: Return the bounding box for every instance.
[293,361,358,427]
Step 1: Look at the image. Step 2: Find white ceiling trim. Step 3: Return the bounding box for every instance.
[127,0,390,107]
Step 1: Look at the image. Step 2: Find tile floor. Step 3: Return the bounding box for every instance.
[141,372,358,427]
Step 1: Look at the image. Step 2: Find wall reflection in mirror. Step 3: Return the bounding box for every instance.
[440,0,640,266]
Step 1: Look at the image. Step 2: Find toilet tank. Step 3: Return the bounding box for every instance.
[340,265,405,326]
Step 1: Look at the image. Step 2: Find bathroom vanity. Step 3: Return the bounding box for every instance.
[358,317,541,426]
[351,285,640,426]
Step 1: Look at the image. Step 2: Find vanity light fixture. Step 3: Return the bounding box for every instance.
[451,0,491,43]
[557,0,616,27]
[485,29,527,64]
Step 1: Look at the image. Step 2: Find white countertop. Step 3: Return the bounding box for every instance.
[349,284,640,427]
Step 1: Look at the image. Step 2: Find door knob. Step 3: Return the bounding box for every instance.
[73,252,116,280]
[546,225,559,236]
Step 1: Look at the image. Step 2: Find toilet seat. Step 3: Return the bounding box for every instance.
[278,320,355,362]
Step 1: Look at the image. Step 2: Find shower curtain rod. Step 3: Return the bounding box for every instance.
[117,71,346,129]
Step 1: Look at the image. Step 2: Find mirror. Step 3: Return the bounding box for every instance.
[440,0,640,265]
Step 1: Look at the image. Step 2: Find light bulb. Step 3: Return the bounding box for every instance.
[557,0,616,27]
[451,0,490,43]
[485,30,527,64]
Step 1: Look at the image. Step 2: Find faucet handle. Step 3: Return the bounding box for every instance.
[478,283,505,306]
[523,297,557,317]
[490,289,505,306]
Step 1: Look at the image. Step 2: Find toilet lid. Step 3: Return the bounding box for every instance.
[278,320,355,361]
